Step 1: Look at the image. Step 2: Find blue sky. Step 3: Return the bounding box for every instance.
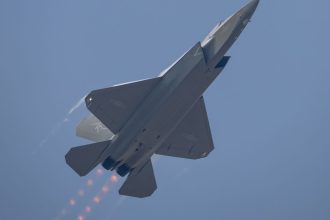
[1,0,329,219]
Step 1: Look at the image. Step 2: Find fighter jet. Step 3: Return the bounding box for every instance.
[66,0,259,198]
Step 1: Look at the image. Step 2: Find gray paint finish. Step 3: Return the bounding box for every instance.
[2,0,330,219]
[65,0,260,197]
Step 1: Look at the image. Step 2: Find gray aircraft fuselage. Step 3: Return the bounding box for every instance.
[66,0,259,197]
[86,0,259,174]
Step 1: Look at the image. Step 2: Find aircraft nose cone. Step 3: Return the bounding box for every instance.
[239,0,260,20]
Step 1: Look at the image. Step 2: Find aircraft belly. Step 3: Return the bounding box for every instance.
[65,0,260,198]
[95,11,251,170]
[124,61,215,168]
[98,45,225,169]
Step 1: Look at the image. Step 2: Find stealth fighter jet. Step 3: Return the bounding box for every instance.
[66,0,260,198]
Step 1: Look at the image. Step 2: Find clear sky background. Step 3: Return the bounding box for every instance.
[1,0,329,219]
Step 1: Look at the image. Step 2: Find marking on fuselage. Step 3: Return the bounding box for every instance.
[92,122,108,133]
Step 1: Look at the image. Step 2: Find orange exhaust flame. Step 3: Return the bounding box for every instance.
[102,186,109,193]
[77,215,84,220]
[110,175,118,183]
[87,179,93,186]
[96,168,104,176]
[93,196,101,204]
[85,206,92,213]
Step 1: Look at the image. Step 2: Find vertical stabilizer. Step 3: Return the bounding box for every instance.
[119,159,157,198]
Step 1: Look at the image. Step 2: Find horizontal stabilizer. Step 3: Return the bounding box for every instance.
[85,77,162,134]
[119,159,157,198]
[76,115,114,142]
[65,140,111,176]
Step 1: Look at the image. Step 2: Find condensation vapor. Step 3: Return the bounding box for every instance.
[33,95,86,154]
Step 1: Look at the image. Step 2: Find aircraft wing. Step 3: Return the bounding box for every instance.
[85,77,162,134]
[156,96,214,159]
[76,115,114,142]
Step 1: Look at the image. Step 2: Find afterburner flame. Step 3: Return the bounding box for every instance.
[102,186,109,193]
[110,175,118,183]
[93,196,101,204]
[85,206,92,213]
[87,179,93,186]
[96,168,103,176]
